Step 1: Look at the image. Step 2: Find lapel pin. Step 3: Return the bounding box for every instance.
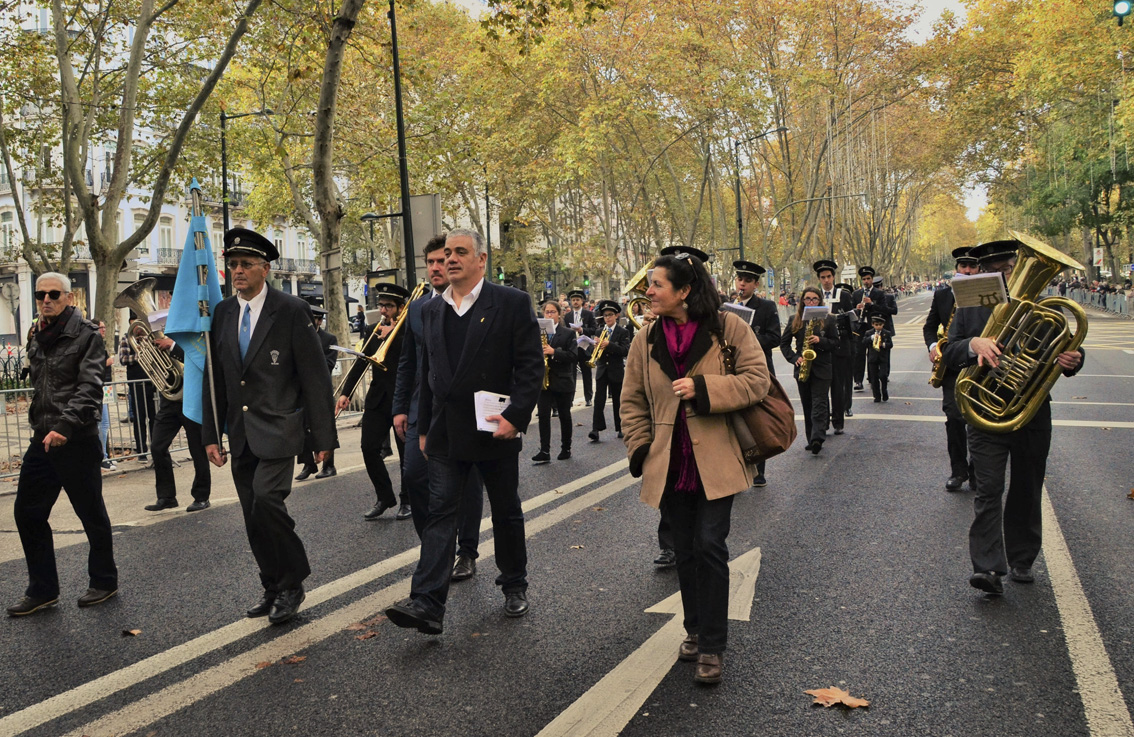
[480,317,485,323]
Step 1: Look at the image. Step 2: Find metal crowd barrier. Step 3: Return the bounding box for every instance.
[1045,287,1131,318]
[0,356,371,479]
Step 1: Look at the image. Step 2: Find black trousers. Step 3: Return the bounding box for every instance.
[296,448,335,470]
[15,434,117,599]
[592,374,622,433]
[230,450,310,593]
[128,380,156,455]
[797,374,831,444]
[661,481,734,654]
[967,412,1051,574]
[867,354,891,399]
[361,408,406,507]
[852,338,866,386]
[537,390,574,452]
[151,399,210,503]
[830,354,852,429]
[402,423,483,559]
[941,373,971,478]
[577,350,593,401]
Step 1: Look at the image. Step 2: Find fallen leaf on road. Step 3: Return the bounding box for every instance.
[592,506,606,512]
[121,629,142,637]
[117,474,127,478]
[570,545,585,549]
[281,656,307,665]
[1127,488,1134,500]
[805,686,870,709]
[255,662,272,669]
[345,622,368,631]
[361,614,387,626]
[1072,395,1087,399]
[354,632,378,641]
[294,679,304,683]
[904,402,912,406]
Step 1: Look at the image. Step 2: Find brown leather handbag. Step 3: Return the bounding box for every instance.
[717,335,797,464]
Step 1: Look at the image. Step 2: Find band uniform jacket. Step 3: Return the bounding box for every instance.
[862,329,894,357]
[317,327,338,373]
[736,295,781,375]
[620,311,771,508]
[544,324,578,394]
[822,288,856,358]
[591,324,631,384]
[202,285,338,459]
[923,288,956,352]
[851,286,895,333]
[779,315,838,382]
[391,291,433,427]
[562,308,597,348]
[340,321,404,414]
[418,281,544,461]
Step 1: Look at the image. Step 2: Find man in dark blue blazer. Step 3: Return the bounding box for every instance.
[203,228,337,625]
[386,228,543,634]
[392,235,484,582]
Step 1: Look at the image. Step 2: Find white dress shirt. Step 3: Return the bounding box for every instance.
[236,284,269,341]
[441,277,485,317]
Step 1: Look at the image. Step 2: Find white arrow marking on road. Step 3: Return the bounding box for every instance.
[536,547,761,737]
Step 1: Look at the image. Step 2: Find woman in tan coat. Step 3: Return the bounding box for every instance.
[621,247,771,685]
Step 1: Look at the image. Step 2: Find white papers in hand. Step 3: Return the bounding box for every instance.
[803,306,830,320]
[576,334,595,348]
[537,318,556,336]
[330,344,367,360]
[951,273,1008,309]
[474,391,511,432]
[569,322,582,329]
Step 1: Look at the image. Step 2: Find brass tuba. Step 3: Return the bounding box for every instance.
[114,278,185,401]
[623,261,654,329]
[955,230,1088,434]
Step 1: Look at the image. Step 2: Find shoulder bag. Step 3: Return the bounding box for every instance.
[716,334,797,464]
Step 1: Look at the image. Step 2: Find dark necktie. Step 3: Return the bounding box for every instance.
[240,304,251,361]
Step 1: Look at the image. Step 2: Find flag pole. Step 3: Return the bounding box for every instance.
[189,180,224,454]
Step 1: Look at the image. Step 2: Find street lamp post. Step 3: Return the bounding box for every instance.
[760,192,867,275]
[220,108,272,296]
[388,0,415,287]
[734,126,787,263]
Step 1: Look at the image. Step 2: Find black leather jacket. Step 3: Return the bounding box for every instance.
[27,308,106,439]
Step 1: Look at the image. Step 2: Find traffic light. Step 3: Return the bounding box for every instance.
[1117,0,1131,25]
[583,275,591,287]
[496,266,505,281]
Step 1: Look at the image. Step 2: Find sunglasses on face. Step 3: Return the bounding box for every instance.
[35,290,65,301]
[226,260,266,271]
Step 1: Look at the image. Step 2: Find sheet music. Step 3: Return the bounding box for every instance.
[576,335,595,348]
[951,273,1008,309]
[720,302,755,325]
[330,344,367,360]
[803,306,830,320]
[537,318,556,337]
[474,391,512,433]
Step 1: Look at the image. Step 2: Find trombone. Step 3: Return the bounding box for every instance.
[333,282,428,400]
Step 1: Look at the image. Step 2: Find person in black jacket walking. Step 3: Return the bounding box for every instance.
[9,273,117,616]
[145,336,212,512]
[587,300,632,443]
[296,306,338,480]
[533,300,577,463]
[862,315,894,402]
[780,287,837,455]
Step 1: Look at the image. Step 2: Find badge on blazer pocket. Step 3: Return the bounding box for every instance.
[270,350,280,365]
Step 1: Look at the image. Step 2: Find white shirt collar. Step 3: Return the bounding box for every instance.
[441,277,485,317]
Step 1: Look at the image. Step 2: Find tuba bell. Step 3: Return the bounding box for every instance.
[955,230,1088,434]
[114,278,185,401]
[623,261,654,329]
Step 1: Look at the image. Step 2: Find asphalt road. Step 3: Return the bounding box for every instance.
[0,292,1131,737]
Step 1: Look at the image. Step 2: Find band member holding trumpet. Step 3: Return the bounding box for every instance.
[587,301,631,443]
[533,300,578,464]
[203,228,337,625]
[780,287,838,455]
[862,315,894,402]
[943,238,1085,595]
[851,266,894,391]
[296,307,338,480]
[336,283,411,520]
[923,246,979,491]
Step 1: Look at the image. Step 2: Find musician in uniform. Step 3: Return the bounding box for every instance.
[780,287,838,455]
[336,283,410,520]
[564,289,598,406]
[296,306,338,480]
[923,246,980,491]
[203,228,337,624]
[587,300,631,443]
[862,315,894,402]
[731,260,781,487]
[851,266,895,391]
[532,300,578,463]
[813,260,855,434]
[943,239,1084,595]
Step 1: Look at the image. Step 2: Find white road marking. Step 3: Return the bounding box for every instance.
[1042,487,1134,737]
[792,413,1134,429]
[1124,350,1134,355]
[833,396,1134,408]
[1,460,631,737]
[536,547,761,737]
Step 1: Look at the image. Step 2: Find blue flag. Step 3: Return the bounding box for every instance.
[164,199,223,425]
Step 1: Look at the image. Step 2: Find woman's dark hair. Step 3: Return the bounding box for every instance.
[653,253,722,334]
[541,299,562,315]
[791,286,823,332]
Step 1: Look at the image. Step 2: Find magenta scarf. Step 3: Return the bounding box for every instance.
[661,317,700,492]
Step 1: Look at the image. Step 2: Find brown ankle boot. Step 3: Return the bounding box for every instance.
[678,633,699,661]
[694,653,723,684]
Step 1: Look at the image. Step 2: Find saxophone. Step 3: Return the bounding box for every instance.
[927,303,955,388]
[541,333,550,390]
[798,319,818,383]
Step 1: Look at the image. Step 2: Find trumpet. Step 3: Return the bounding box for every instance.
[798,319,818,383]
[114,278,184,401]
[872,331,882,352]
[333,282,428,400]
[541,333,550,390]
[588,325,612,368]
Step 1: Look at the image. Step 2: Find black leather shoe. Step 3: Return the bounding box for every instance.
[585,400,592,406]
[803,441,814,452]
[385,601,443,634]
[969,571,1004,595]
[945,475,966,491]
[532,451,551,464]
[616,431,623,438]
[854,383,864,392]
[395,504,412,520]
[144,499,178,512]
[752,474,767,488]
[186,500,211,512]
[295,465,317,481]
[363,501,395,520]
[811,440,823,455]
[845,409,853,417]
[504,591,529,618]
[7,595,58,616]
[588,431,600,442]
[834,428,844,435]
[268,587,305,624]
[654,549,676,568]
[77,588,118,608]
[557,449,571,460]
[247,592,276,618]
[451,554,476,581]
[314,466,337,479]
[1009,567,1035,583]
[873,397,882,403]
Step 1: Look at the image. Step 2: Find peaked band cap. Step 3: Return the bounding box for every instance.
[858,266,876,278]
[951,246,978,264]
[834,282,855,292]
[373,282,411,303]
[223,228,279,262]
[733,259,766,276]
[659,246,710,264]
[567,289,587,300]
[813,259,838,275]
[969,240,1020,264]
[595,299,621,315]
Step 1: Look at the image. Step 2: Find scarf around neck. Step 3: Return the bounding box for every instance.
[661,316,701,493]
[34,305,74,348]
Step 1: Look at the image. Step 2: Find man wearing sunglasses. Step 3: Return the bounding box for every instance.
[202,228,338,625]
[8,273,117,616]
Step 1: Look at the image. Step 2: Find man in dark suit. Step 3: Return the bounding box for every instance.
[731,260,780,488]
[203,228,337,625]
[943,239,1084,595]
[386,228,543,634]
[296,307,338,480]
[586,300,631,443]
[923,246,979,492]
[563,289,597,406]
[814,260,856,434]
[335,283,410,519]
[851,266,893,390]
[393,236,485,582]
